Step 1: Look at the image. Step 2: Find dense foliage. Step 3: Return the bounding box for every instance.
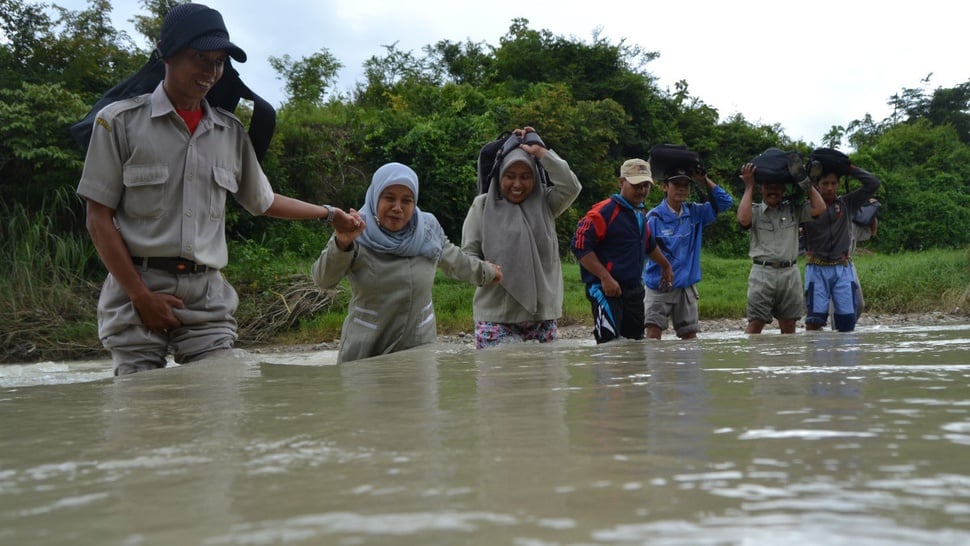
[3,0,969,259]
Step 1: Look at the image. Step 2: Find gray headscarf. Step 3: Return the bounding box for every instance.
[357,163,445,260]
[481,148,560,314]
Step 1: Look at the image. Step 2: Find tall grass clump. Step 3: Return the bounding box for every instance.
[0,188,101,361]
[855,249,970,313]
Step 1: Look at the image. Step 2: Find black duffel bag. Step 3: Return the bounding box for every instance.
[751,147,797,185]
[810,148,852,177]
[648,144,701,181]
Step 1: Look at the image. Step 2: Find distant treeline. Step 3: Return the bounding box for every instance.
[2,0,969,265]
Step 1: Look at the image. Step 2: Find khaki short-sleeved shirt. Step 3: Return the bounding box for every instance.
[77,82,275,269]
[747,202,813,262]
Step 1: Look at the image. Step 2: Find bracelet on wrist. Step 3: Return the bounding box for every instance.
[319,204,334,225]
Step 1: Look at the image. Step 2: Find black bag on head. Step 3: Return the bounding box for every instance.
[751,147,798,185]
[69,54,276,163]
[647,144,701,181]
[476,130,549,194]
[810,148,852,178]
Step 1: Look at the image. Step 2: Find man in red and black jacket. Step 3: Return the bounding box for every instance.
[571,159,673,343]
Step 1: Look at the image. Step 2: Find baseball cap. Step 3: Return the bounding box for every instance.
[620,158,653,185]
[663,167,693,184]
[158,3,247,63]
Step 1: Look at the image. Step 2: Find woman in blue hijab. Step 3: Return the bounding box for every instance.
[313,163,502,363]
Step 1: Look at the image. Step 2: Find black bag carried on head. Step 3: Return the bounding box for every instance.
[647,144,701,182]
[810,147,851,177]
[476,130,549,194]
[647,143,714,205]
[69,54,276,163]
[751,147,798,185]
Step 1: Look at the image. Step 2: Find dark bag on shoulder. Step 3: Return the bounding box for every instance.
[648,144,701,181]
[476,130,549,194]
[810,147,852,177]
[751,147,797,185]
[69,54,276,163]
[852,199,881,226]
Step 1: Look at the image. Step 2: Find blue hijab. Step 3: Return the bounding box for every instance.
[357,162,446,260]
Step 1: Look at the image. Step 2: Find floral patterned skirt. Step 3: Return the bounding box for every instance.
[473,319,558,350]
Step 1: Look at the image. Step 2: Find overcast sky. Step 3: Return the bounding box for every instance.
[53,0,968,146]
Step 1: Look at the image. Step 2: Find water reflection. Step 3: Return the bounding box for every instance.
[96,356,258,543]
[1,325,969,545]
[473,344,572,526]
[338,353,454,510]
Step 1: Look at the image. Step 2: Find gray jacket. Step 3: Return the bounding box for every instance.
[313,236,495,363]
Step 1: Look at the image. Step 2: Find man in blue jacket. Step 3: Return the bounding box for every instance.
[571,159,672,343]
[643,165,734,339]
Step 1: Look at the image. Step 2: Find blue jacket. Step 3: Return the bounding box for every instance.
[643,185,734,289]
[571,194,657,287]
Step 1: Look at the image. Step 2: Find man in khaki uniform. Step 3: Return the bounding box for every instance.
[737,153,825,333]
[77,3,357,375]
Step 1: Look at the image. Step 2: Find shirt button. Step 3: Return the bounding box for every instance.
[185,209,193,217]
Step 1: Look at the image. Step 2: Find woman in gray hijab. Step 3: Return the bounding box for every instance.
[461,127,582,349]
[313,162,502,363]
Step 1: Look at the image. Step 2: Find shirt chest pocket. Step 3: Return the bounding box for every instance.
[122,164,168,218]
[777,212,799,232]
[755,217,776,232]
[210,166,239,219]
[757,214,798,233]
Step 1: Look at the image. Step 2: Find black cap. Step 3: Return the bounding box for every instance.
[664,167,692,183]
[158,3,247,63]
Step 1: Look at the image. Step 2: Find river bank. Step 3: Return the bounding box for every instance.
[248,311,968,355]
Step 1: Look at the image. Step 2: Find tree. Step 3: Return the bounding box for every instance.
[926,82,970,144]
[422,39,495,87]
[0,82,90,205]
[822,125,845,148]
[0,0,145,208]
[269,49,342,106]
[130,0,180,50]
[853,120,970,251]
[887,85,929,125]
[0,0,143,99]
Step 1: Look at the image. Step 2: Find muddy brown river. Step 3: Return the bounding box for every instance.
[1,323,968,545]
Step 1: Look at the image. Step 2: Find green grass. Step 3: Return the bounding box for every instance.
[853,249,970,313]
[692,256,750,318]
[297,248,970,341]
